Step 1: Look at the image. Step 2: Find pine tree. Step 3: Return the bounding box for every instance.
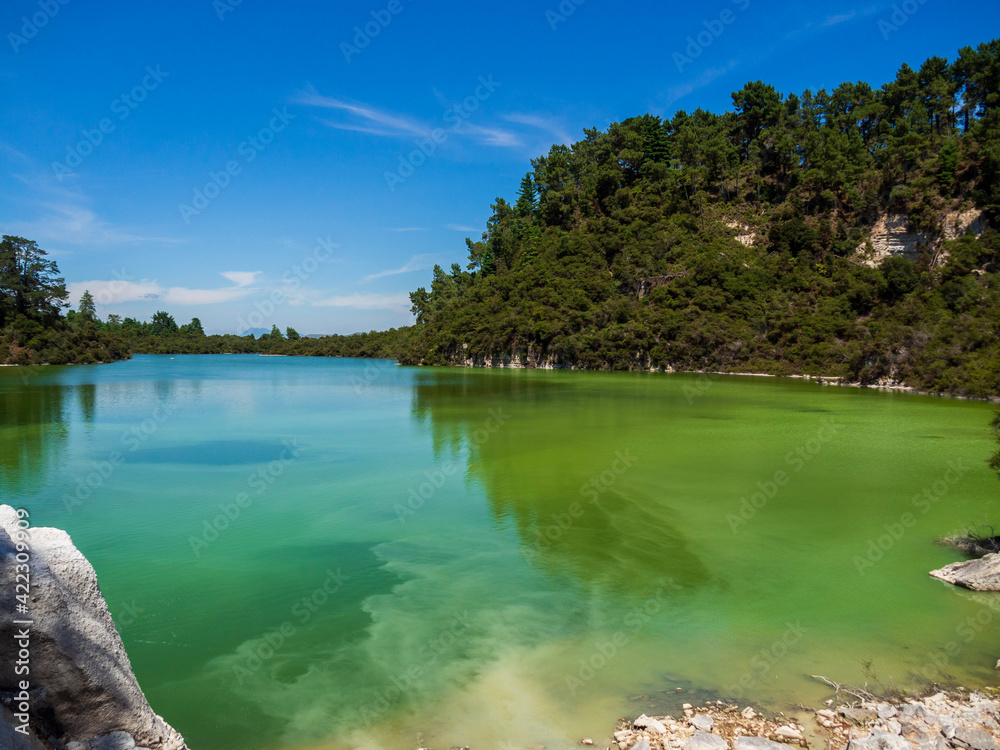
[182,317,205,336]
[514,173,537,218]
[78,290,97,321]
[640,114,669,165]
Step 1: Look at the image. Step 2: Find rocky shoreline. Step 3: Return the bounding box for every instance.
[448,355,1000,403]
[599,690,1000,750]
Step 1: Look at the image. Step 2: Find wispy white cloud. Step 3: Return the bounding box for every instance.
[66,271,261,307]
[313,292,411,311]
[362,255,433,282]
[297,88,432,139]
[502,113,575,145]
[220,271,260,287]
[822,11,857,27]
[663,60,740,110]
[163,285,255,306]
[276,283,324,307]
[67,279,163,305]
[298,87,524,149]
[3,170,179,248]
[785,8,866,41]
[4,201,177,247]
[0,141,31,164]
[444,223,478,233]
[453,121,522,147]
[314,118,404,138]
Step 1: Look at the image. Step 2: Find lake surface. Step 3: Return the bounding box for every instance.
[2,355,998,750]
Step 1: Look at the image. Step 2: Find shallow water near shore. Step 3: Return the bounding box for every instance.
[2,355,998,749]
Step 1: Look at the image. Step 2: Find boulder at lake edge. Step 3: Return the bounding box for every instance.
[930,552,1000,591]
[0,505,187,749]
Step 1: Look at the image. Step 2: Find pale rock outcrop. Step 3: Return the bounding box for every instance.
[856,208,985,267]
[0,505,187,749]
[691,714,715,732]
[733,739,793,750]
[636,715,669,734]
[685,731,728,750]
[930,552,1000,591]
[726,221,758,247]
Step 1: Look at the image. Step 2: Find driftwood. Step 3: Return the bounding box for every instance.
[811,674,877,704]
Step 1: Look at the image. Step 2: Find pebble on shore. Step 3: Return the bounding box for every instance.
[602,691,1000,750]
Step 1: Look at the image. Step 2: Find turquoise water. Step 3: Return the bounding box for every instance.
[2,355,998,750]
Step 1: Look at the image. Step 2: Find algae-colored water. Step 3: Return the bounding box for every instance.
[2,355,998,749]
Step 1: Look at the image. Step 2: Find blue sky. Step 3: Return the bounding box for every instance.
[1,0,998,335]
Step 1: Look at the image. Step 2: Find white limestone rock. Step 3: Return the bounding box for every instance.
[0,506,187,750]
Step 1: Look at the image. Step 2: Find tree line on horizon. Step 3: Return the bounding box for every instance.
[0,236,407,363]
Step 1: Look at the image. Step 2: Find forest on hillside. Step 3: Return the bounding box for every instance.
[400,40,1000,397]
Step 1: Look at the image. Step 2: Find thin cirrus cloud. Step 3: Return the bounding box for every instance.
[784,7,875,44]
[821,11,858,27]
[362,255,434,282]
[66,272,261,306]
[296,88,434,139]
[662,60,741,110]
[220,271,261,287]
[296,87,571,150]
[391,225,480,233]
[66,279,163,306]
[313,293,411,311]
[453,121,522,148]
[3,166,179,249]
[501,113,575,146]
[6,201,177,248]
[162,285,256,306]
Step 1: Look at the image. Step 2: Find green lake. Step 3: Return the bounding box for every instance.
[2,355,998,750]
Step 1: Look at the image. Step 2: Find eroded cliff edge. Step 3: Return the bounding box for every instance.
[0,505,187,750]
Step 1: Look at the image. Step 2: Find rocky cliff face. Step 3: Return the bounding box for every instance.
[856,206,985,266]
[0,505,187,750]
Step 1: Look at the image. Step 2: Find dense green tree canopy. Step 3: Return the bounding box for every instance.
[0,235,69,326]
[397,40,1000,398]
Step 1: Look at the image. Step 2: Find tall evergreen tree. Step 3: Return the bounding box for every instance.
[514,173,537,218]
[78,290,97,321]
[182,317,205,336]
